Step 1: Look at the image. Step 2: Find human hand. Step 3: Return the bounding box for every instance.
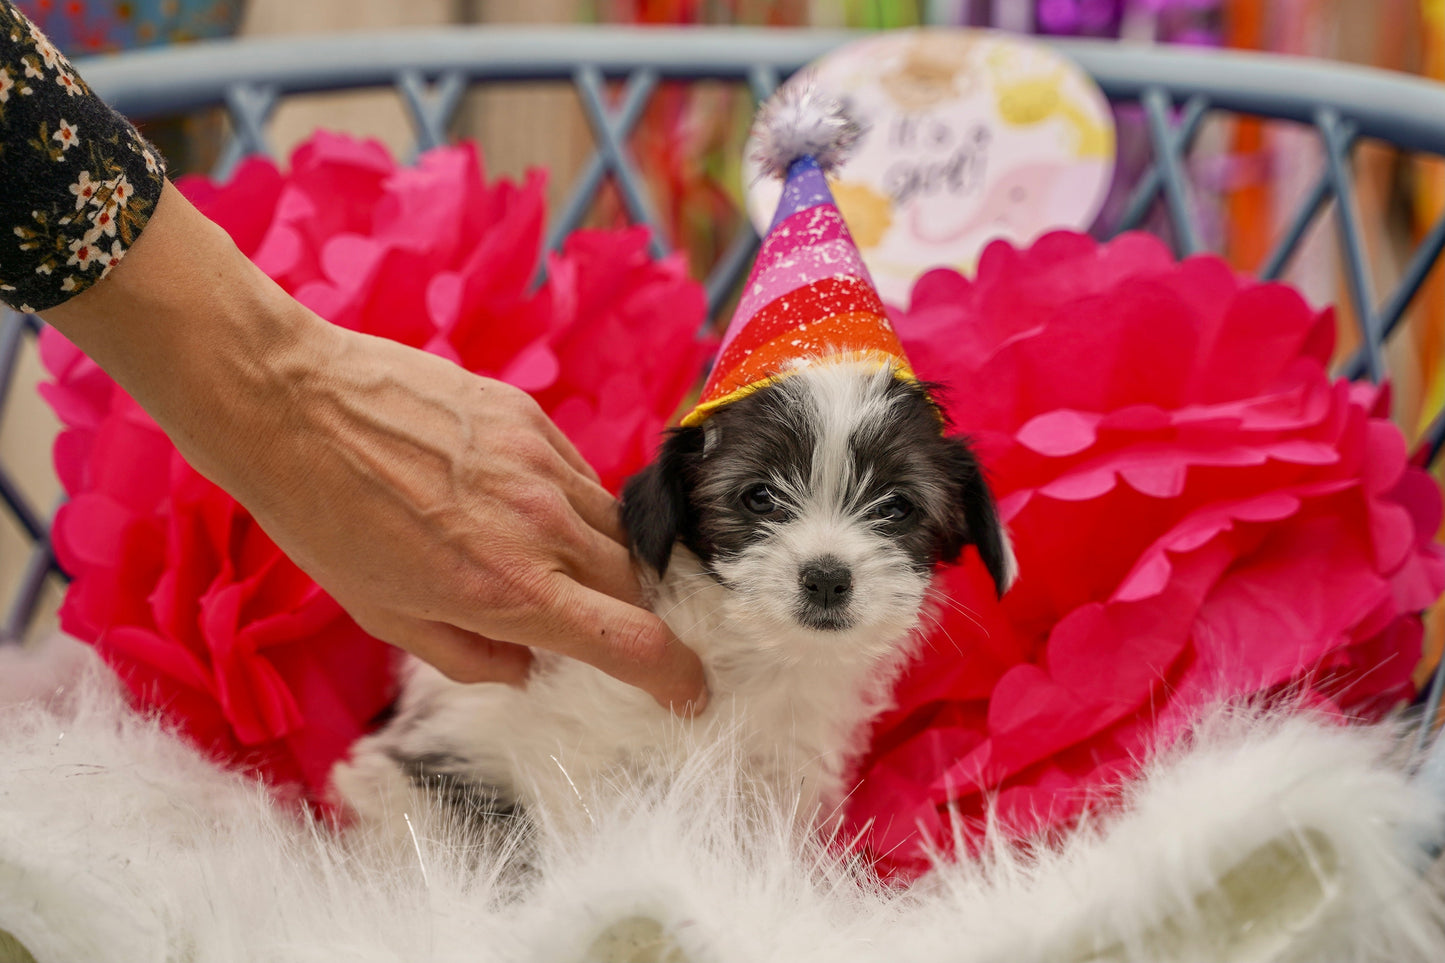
[42,182,708,715]
[246,327,708,713]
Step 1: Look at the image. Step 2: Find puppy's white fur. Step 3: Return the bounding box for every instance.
[336,362,1010,829]
[3,643,1442,963]
[336,548,909,831]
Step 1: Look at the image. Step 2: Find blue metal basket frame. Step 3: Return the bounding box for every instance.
[2,27,1443,737]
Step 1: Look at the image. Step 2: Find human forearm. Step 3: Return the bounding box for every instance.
[41,181,330,488]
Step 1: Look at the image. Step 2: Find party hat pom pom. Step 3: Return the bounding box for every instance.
[750,79,863,180]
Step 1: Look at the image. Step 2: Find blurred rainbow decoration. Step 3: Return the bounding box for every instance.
[741,30,1116,305]
[1416,0,1445,468]
[586,1,817,283]
[1418,0,1445,698]
[14,0,245,54]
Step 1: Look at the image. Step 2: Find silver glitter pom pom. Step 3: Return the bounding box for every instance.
[749,78,863,180]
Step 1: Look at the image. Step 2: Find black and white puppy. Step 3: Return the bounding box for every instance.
[334,361,1014,832]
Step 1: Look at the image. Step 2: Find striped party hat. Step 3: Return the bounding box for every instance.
[680,84,916,427]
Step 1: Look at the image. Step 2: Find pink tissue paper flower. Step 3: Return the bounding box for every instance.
[845,231,1445,877]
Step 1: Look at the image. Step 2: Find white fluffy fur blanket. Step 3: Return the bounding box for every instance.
[2,638,1443,963]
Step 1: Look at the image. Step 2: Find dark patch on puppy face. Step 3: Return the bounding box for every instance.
[621,426,704,575]
[842,376,981,573]
[685,379,819,566]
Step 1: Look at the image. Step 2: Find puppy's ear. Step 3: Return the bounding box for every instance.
[938,436,1017,598]
[621,427,704,577]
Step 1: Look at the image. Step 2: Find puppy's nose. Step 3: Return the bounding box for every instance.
[800,562,852,609]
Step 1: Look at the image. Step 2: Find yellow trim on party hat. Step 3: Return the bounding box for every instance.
[683,350,919,428]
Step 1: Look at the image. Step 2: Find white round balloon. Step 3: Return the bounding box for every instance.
[743,28,1116,307]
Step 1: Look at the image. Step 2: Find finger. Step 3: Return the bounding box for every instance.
[513,576,708,716]
[558,471,630,547]
[555,523,646,607]
[367,611,534,686]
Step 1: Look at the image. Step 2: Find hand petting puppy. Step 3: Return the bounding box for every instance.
[41,182,708,716]
[335,84,1014,838]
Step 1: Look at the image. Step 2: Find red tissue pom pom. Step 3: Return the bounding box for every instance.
[846,231,1445,877]
[41,132,711,803]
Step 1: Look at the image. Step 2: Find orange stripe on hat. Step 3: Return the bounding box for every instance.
[682,311,913,426]
[706,275,886,391]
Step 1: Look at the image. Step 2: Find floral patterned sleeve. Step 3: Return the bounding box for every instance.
[0,0,165,313]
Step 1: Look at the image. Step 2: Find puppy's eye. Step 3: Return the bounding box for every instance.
[742,484,779,515]
[871,495,914,523]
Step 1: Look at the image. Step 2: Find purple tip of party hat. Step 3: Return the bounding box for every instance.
[770,156,836,231]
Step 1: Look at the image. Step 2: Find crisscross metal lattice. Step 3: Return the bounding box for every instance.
[2,31,1443,686]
